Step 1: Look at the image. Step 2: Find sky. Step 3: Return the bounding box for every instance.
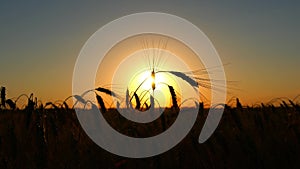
[0,1,299,105]
[94,34,206,108]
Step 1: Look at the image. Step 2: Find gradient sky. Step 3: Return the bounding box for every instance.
[0,1,299,105]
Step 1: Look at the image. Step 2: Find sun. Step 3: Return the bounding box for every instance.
[106,34,205,109]
[135,71,167,91]
[126,69,179,108]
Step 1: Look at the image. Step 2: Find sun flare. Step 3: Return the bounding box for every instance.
[127,70,179,108]
[98,34,207,109]
[132,71,168,92]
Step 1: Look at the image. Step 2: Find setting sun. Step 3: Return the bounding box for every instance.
[131,70,168,92]
[127,69,180,108]
[96,34,206,109]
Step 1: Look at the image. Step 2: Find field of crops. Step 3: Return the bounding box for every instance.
[0,101,300,169]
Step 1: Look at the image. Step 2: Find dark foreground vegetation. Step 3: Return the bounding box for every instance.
[0,102,300,169]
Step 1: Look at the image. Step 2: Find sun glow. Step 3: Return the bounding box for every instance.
[133,71,167,91]
[109,47,200,108]
[105,34,206,109]
[127,70,178,108]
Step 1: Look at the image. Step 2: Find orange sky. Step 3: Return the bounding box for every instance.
[94,34,210,108]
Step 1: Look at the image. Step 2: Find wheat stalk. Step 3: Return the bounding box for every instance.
[167,85,178,108]
[5,99,16,110]
[157,71,198,87]
[74,95,87,104]
[133,92,141,110]
[96,94,106,113]
[45,102,59,109]
[0,86,5,109]
[95,87,118,97]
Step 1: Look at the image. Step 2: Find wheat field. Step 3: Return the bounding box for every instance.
[0,94,300,169]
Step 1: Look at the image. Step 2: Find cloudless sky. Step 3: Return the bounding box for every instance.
[0,1,299,105]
